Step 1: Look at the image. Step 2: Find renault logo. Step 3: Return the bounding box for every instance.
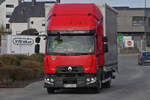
[68,66,72,72]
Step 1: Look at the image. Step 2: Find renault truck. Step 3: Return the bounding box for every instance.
[44,3,118,93]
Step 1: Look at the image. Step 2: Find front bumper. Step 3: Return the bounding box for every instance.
[44,74,98,89]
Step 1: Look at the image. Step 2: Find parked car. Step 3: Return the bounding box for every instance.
[138,51,150,65]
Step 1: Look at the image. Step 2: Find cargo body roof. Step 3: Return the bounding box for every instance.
[51,3,102,20]
[47,3,103,31]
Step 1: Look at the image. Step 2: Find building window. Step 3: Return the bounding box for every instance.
[132,16,145,26]
[146,34,150,47]
[42,24,45,26]
[42,19,45,27]
[6,12,12,18]
[6,15,11,18]
[31,21,34,24]
[6,4,14,8]
[6,24,10,29]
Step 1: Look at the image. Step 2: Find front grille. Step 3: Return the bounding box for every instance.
[56,66,84,74]
[63,78,77,84]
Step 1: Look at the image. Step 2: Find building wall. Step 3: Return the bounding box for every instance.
[11,23,28,35]
[29,17,46,35]
[45,3,54,30]
[117,10,145,33]
[0,0,19,30]
[146,10,150,32]
[117,9,150,34]
[116,8,150,52]
[45,3,54,20]
[11,17,46,35]
[0,6,2,25]
[0,1,5,25]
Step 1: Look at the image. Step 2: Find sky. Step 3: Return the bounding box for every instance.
[25,0,150,8]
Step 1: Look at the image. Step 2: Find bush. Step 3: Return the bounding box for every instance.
[0,67,35,83]
[0,55,20,66]
[0,25,6,43]
[29,54,44,63]
[0,60,3,68]
[21,60,42,70]
[0,54,44,86]
[11,67,35,81]
[20,60,44,78]
[0,67,13,81]
[0,54,44,67]
[15,55,29,61]
[21,29,39,35]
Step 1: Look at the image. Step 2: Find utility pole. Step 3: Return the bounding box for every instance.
[144,0,147,52]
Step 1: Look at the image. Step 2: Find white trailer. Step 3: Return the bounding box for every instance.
[1,35,46,55]
[96,3,118,72]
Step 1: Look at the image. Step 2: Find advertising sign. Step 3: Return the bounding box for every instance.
[13,38,34,45]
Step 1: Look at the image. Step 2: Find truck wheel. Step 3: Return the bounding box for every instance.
[94,80,101,93]
[138,61,143,65]
[47,88,55,94]
[102,80,111,88]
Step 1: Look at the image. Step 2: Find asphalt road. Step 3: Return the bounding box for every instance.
[0,54,150,100]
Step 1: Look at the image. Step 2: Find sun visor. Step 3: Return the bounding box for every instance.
[47,30,96,35]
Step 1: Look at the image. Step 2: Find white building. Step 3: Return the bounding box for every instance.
[9,0,55,35]
[0,0,22,31]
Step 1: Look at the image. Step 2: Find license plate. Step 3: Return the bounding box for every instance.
[64,84,77,88]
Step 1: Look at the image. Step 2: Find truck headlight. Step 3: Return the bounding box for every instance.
[91,77,96,82]
[86,77,97,84]
[86,78,90,82]
[50,78,54,83]
[44,78,54,84]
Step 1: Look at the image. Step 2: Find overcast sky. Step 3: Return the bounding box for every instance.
[25,0,150,8]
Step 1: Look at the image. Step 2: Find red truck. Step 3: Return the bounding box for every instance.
[44,3,118,93]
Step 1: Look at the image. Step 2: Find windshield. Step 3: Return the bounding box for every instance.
[47,35,95,55]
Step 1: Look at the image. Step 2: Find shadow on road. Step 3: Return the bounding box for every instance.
[49,88,110,94]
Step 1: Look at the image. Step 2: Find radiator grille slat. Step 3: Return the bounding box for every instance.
[56,66,84,74]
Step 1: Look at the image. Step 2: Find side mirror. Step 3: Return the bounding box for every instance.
[35,37,41,43]
[103,37,108,53]
[44,35,47,40]
[35,44,40,54]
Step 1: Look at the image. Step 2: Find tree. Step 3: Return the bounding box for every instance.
[0,25,6,44]
[21,29,39,35]
[0,25,6,35]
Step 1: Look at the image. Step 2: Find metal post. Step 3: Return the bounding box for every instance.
[144,0,147,52]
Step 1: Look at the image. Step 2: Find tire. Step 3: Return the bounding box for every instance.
[47,88,55,94]
[102,80,111,88]
[138,62,141,65]
[93,79,102,93]
[93,67,102,93]
[138,61,143,65]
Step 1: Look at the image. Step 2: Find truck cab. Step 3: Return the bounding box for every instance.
[44,3,118,93]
